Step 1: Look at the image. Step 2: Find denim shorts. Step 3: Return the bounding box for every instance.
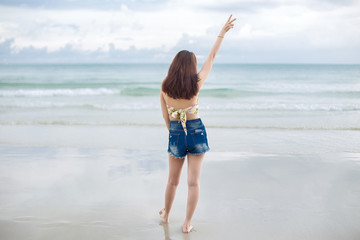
[168,118,210,158]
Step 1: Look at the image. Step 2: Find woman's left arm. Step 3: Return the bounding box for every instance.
[160,91,170,130]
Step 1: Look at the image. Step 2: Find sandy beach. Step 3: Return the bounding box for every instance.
[1,125,360,240]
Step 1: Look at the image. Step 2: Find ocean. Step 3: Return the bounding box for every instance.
[1,63,359,130]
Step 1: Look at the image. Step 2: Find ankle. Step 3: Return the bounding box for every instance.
[183,221,190,227]
[163,210,169,217]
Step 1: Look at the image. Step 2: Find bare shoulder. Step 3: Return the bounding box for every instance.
[160,90,167,99]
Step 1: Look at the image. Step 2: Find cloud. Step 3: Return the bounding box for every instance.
[0,38,168,63]
[2,0,357,9]
[0,0,360,63]
[0,4,217,52]
[0,0,169,10]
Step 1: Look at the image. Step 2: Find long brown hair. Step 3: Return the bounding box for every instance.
[161,50,199,99]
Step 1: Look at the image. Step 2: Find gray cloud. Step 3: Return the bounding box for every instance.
[2,35,359,64]
[0,0,169,10]
[0,38,167,63]
[1,0,358,13]
[195,0,360,13]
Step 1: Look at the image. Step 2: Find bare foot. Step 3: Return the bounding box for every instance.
[182,223,193,233]
[159,208,169,223]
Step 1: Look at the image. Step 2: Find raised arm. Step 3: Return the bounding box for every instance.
[198,14,236,89]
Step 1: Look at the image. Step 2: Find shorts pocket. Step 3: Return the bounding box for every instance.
[190,129,207,145]
[189,128,209,154]
[169,132,180,147]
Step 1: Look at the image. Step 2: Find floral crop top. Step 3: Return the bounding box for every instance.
[167,102,199,135]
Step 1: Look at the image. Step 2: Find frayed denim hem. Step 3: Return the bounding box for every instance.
[186,147,210,156]
[167,151,186,159]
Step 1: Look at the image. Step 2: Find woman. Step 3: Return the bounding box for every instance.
[159,14,236,233]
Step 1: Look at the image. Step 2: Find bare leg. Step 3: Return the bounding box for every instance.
[160,154,185,223]
[182,153,205,233]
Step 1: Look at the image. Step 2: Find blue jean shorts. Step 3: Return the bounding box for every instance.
[168,118,210,158]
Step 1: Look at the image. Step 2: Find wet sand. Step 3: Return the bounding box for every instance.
[1,132,360,239]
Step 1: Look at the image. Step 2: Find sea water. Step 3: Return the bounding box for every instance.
[1,63,359,130]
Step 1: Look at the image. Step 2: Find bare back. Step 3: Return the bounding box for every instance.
[162,91,200,121]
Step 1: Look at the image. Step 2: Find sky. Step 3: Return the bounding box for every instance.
[0,0,359,64]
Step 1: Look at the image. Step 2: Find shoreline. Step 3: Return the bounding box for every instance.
[1,125,359,154]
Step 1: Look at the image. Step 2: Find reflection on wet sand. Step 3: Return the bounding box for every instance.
[160,221,194,240]
[160,222,171,240]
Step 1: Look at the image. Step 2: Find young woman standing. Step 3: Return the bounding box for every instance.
[159,14,236,233]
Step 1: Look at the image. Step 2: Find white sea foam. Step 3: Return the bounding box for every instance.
[251,83,360,93]
[204,103,360,111]
[0,88,120,97]
[1,86,359,98]
[1,120,359,130]
[0,101,159,110]
[1,101,360,111]
[1,101,359,111]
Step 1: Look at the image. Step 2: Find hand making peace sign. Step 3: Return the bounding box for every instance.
[220,14,237,36]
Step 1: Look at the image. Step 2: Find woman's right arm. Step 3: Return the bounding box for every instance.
[160,91,170,130]
[198,14,236,88]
